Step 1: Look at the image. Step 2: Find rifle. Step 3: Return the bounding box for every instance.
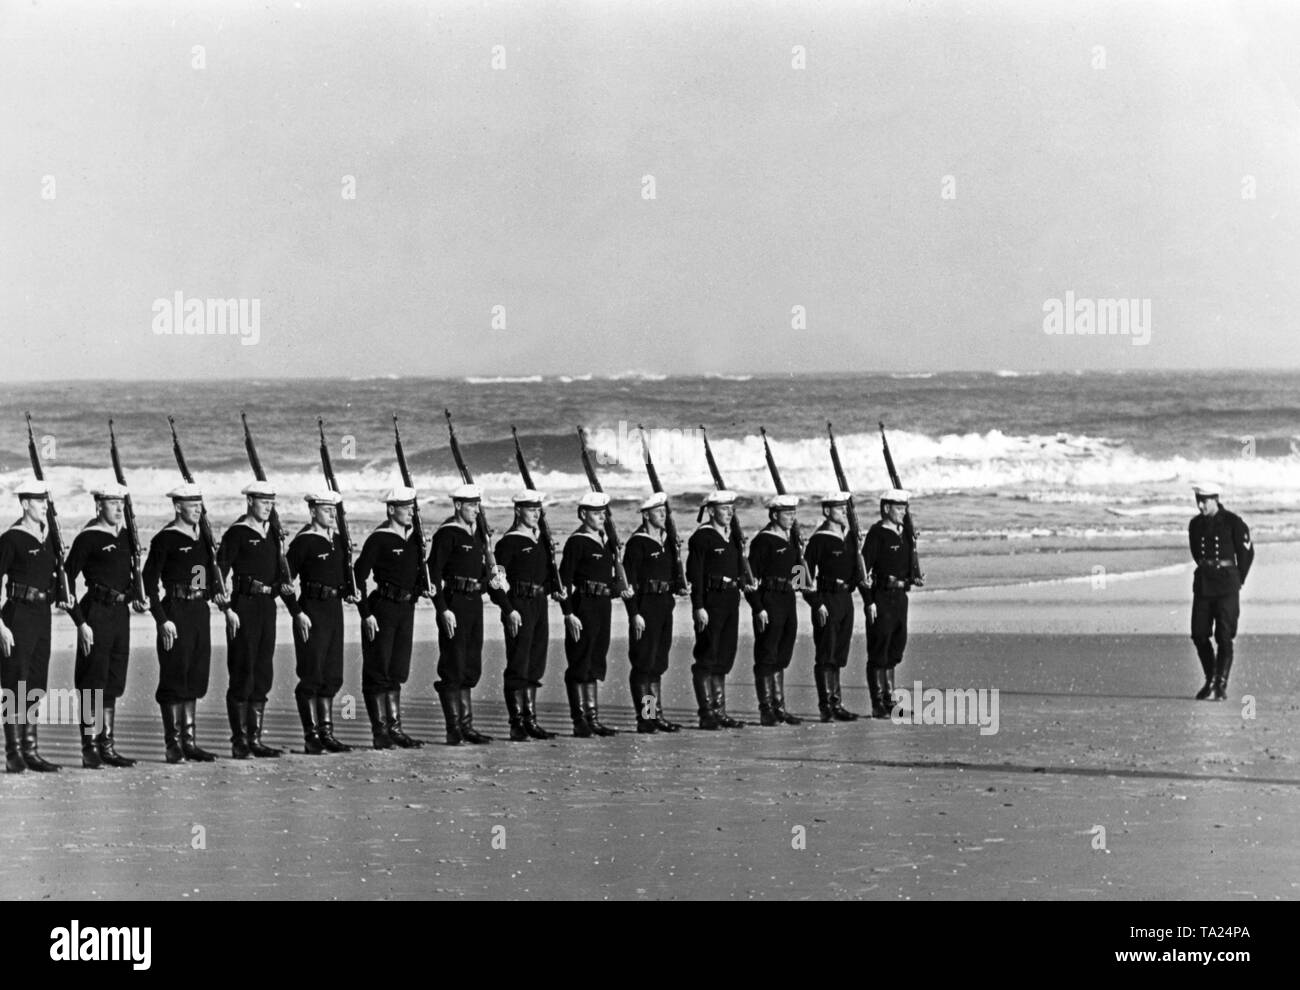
[510,426,564,596]
[637,424,688,594]
[443,410,501,586]
[166,415,228,598]
[575,427,630,594]
[317,418,358,600]
[759,427,808,579]
[826,422,870,591]
[698,425,755,587]
[878,420,924,587]
[392,415,433,598]
[22,413,72,607]
[107,419,148,609]
[240,412,292,587]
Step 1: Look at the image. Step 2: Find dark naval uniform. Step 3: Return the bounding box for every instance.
[429,517,495,745]
[491,525,556,739]
[354,524,423,747]
[623,523,678,731]
[0,524,60,771]
[559,528,618,735]
[863,519,913,714]
[1189,507,1254,699]
[802,521,861,720]
[746,525,801,725]
[686,523,745,728]
[285,526,351,751]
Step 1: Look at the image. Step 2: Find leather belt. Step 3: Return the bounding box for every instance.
[445,576,484,594]
[7,582,49,604]
[760,577,794,591]
[636,580,673,595]
[376,581,417,604]
[88,584,128,606]
[817,578,850,592]
[1198,559,1237,570]
[878,576,908,590]
[578,581,612,597]
[236,576,277,596]
[512,581,547,598]
[705,576,738,591]
[165,584,207,601]
[301,581,343,600]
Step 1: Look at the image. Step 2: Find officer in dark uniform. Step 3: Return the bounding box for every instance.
[143,484,223,763]
[354,485,425,749]
[0,479,63,773]
[622,492,681,733]
[559,491,622,737]
[490,489,558,741]
[429,483,496,746]
[65,482,141,769]
[1188,482,1254,701]
[285,490,352,754]
[863,488,916,719]
[802,491,861,721]
[218,480,289,759]
[686,490,747,730]
[746,494,804,727]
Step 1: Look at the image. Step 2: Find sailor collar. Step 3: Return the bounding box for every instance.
[569,529,606,548]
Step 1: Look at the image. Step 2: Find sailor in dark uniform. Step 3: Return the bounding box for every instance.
[354,486,425,749]
[622,492,681,733]
[218,480,289,759]
[686,490,747,730]
[285,490,352,753]
[0,479,63,772]
[559,491,623,737]
[143,484,223,763]
[65,482,141,768]
[490,489,558,741]
[746,494,804,727]
[429,483,496,746]
[863,488,916,718]
[802,492,862,721]
[1188,482,1254,701]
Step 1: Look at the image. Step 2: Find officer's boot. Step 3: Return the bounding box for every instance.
[228,697,252,759]
[160,703,184,763]
[80,693,104,769]
[772,670,802,725]
[522,686,557,739]
[633,676,658,733]
[650,678,681,732]
[386,689,424,747]
[437,686,462,746]
[885,667,909,718]
[4,722,26,773]
[97,700,136,767]
[1194,641,1217,700]
[867,665,889,718]
[297,694,325,754]
[315,696,352,752]
[755,671,778,726]
[567,681,593,737]
[694,672,720,730]
[20,724,60,772]
[583,681,618,736]
[1213,652,1233,702]
[711,675,745,728]
[247,702,283,757]
[459,689,493,744]
[814,667,833,722]
[365,692,394,749]
[829,669,860,721]
[505,689,530,742]
[179,700,218,761]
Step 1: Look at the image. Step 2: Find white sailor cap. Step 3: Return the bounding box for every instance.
[305,489,342,506]
[167,483,203,502]
[821,491,852,506]
[451,483,482,502]
[241,480,277,498]
[767,493,799,511]
[704,490,737,507]
[578,491,611,510]
[15,479,49,499]
[513,489,544,508]
[881,488,911,504]
[1192,482,1221,499]
[91,482,128,500]
[640,492,668,512]
[383,485,417,505]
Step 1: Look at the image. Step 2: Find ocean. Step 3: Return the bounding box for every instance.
[2,370,1298,557]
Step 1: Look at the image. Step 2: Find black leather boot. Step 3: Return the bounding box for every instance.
[755,671,778,726]
[386,689,424,747]
[459,689,493,744]
[583,682,618,736]
[437,686,462,746]
[650,678,681,732]
[315,696,352,752]
[247,702,283,757]
[632,677,657,733]
[297,695,325,754]
[885,668,909,718]
[814,668,833,722]
[867,665,889,718]
[711,675,745,728]
[4,722,26,773]
[694,672,720,730]
[772,671,802,724]
[567,681,592,737]
[505,689,530,741]
[365,692,394,749]
[161,702,184,763]
[829,669,859,721]
[21,723,61,772]
[1194,642,1217,700]
[97,700,136,767]
[180,700,218,761]
[81,693,104,769]
[228,697,252,759]
[522,687,557,739]
[1213,652,1233,701]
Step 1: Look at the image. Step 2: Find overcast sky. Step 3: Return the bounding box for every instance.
[2,0,1298,380]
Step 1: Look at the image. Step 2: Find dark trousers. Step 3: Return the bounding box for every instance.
[226,593,277,704]
[565,592,611,684]
[811,590,853,671]
[752,590,797,676]
[691,588,739,677]
[628,592,673,677]
[436,591,484,691]
[361,594,414,694]
[503,594,548,691]
[292,597,345,699]
[1,600,51,695]
[1191,592,1239,669]
[74,598,130,698]
[866,589,909,670]
[155,598,211,703]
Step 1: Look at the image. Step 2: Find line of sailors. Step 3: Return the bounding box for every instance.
[0,477,919,770]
